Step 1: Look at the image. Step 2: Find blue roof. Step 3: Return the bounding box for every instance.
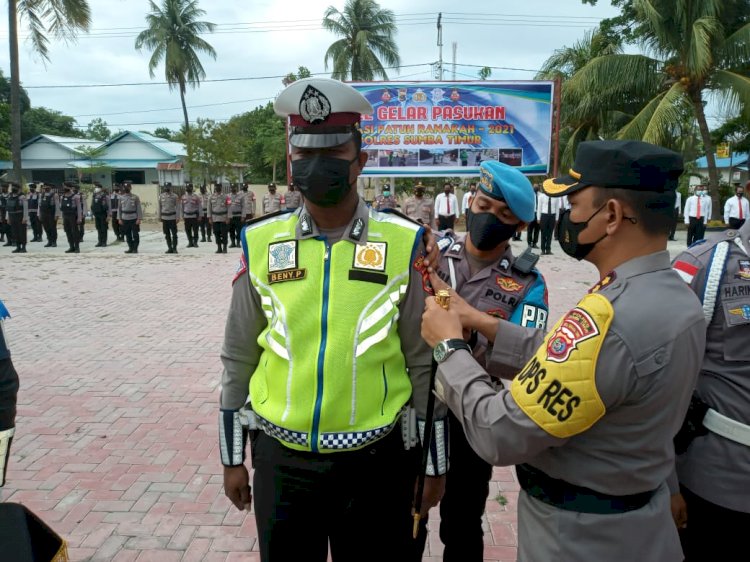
[694,152,748,169]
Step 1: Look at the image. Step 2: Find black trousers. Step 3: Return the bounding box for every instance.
[728,218,745,230]
[252,429,419,562]
[184,217,199,244]
[1,219,13,244]
[200,216,211,240]
[94,214,108,245]
[527,219,540,246]
[229,216,243,244]
[111,215,121,239]
[9,215,26,246]
[62,214,79,248]
[212,221,228,247]
[78,217,85,241]
[29,212,42,240]
[540,213,556,253]
[121,219,139,250]
[438,215,455,230]
[162,219,178,249]
[40,213,57,243]
[687,217,706,247]
[668,208,679,240]
[680,485,750,562]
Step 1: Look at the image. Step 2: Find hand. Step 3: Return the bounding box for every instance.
[421,228,439,273]
[77,220,81,225]
[670,493,687,529]
[414,475,446,517]
[224,465,252,511]
[428,272,481,332]
[422,294,463,347]
[136,219,141,225]
[22,220,27,225]
[119,220,123,225]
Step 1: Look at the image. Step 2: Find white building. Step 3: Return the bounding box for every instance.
[690,152,748,188]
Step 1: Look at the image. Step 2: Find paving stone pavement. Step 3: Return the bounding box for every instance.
[1,224,690,561]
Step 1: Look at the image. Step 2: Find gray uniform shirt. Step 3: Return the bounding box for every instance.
[262,192,282,215]
[403,195,434,226]
[117,193,143,221]
[158,192,181,220]
[228,192,246,218]
[285,190,302,210]
[674,220,750,513]
[208,193,230,222]
[220,199,444,432]
[201,193,209,217]
[436,251,706,562]
[181,193,202,218]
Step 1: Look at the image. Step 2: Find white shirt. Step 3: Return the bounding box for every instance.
[723,195,749,223]
[536,192,562,222]
[674,191,682,213]
[435,192,460,218]
[461,192,473,214]
[684,195,711,224]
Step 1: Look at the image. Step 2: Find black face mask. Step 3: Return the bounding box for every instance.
[292,154,357,208]
[556,204,607,261]
[466,209,519,251]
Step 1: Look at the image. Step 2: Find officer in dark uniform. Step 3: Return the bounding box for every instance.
[422,140,707,562]
[110,185,122,241]
[39,184,59,247]
[6,183,28,253]
[181,182,202,248]
[670,218,750,561]
[91,184,110,247]
[60,182,82,253]
[26,183,43,242]
[0,183,12,246]
[0,298,19,488]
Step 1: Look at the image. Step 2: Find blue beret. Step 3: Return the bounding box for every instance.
[478,161,535,222]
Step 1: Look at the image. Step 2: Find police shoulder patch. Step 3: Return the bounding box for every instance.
[510,293,613,439]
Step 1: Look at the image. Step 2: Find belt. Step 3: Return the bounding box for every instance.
[161,213,176,217]
[212,211,227,215]
[703,408,750,446]
[516,463,656,514]
[184,212,198,217]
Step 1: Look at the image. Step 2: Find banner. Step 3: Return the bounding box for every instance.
[350,81,555,177]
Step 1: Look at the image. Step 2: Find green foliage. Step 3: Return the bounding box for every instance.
[86,118,111,141]
[282,66,312,87]
[0,69,30,113]
[186,118,245,184]
[226,102,288,184]
[495,492,508,506]
[152,127,176,140]
[478,67,492,80]
[711,116,750,153]
[21,107,84,141]
[322,0,401,80]
[0,104,11,160]
[17,0,92,62]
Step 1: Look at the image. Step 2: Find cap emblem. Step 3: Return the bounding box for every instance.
[299,85,331,125]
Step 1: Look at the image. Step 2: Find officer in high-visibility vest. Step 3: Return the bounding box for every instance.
[219,77,448,562]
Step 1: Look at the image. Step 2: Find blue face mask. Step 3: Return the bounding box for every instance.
[383,190,391,197]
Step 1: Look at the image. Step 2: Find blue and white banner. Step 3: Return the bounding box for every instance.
[350,81,555,177]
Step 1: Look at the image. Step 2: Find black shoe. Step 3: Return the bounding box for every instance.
[95,243,102,247]
[166,249,173,254]
[74,246,80,253]
[3,242,12,247]
[19,246,27,253]
[66,248,76,253]
[12,247,20,253]
[215,248,223,254]
[223,245,228,254]
[44,243,52,247]
[51,242,57,247]
[201,237,206,242]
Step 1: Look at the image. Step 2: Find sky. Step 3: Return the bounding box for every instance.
[0,0,625,135]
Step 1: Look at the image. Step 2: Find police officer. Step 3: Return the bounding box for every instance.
[284,181,302,212]
[182,182,202,248]
[91,183,110,247]
[0,297,19,488]
[228,184,246,248]
[110,185,122,241]
[199,185,212,242]
[6,183,28,253]
[670,218,750,561]
[527,183,541,248]
[421,140,707,562]
[0,183,11,246]
[403,182,434,226]
[219,77,447,562]
[415,161,549,561]
[373,185,399,211]
[60,182,82,253]
[262,182,283,215]
[72,183,87,242]
[26,183,43,242]
[118,181,143,254]
[684,187,711,246]
[208,183,229,253]
[241,183,256,221]
[158,182,181,254]
[39,183,60,247]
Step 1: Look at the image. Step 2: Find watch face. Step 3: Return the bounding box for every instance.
[433,341,449,363]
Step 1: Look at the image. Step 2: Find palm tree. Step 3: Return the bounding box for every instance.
[536,29,625,169]
[322,0,400,81]
[566,0,750,218]
[135,0,216,134]
[7,0,91,182]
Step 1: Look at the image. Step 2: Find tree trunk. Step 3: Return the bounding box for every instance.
[272,156,277,183]
[180,82,191,183]
[179,83,189,134]
[8,0,23,183]
[691,91,720,220]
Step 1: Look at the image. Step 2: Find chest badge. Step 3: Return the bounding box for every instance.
[268,241,297,272]
[736,260,750,280]
[496,276,523,293]
[729,304,750,321]
[354,242,387,272]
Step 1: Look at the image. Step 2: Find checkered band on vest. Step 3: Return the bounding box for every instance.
[319,424,393,451]
[257,417,309,447]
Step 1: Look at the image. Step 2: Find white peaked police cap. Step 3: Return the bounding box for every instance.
[274,77,373,149]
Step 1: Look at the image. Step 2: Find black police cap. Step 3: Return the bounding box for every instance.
[543,140,684,197]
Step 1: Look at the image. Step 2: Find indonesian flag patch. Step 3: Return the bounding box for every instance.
[673,260,699,284]
[232,253,248,285]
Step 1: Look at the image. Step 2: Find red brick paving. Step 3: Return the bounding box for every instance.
[1,229,688,561]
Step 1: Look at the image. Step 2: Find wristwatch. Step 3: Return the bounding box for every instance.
[433,339,472,363]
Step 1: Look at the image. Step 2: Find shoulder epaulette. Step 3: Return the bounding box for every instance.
[379,207,422,227]
[243,209,292,227]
